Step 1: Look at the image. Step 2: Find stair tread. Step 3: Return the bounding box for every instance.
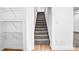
[35,38,49,40]
[35,34,48,36]
[35,29,47,31]
[35,36,49,39]
[35,30,48,32]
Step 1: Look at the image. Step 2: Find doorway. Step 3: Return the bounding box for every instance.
[33,7,52,51]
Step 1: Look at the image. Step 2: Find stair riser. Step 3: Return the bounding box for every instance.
[35,31,48,32]
[36,21,46,22]
[36,24,47,25]
[35,32,48,35]
[35,28,47,29]
[36,22,46,23]
[36,20,46,22]
[35,33,48,35]
[36,24,47,26]
[35,36,49,39]
[35,27,47,28]
[36,19,45,21]
[35,41,50,45]
[36,22,46,25]
[36,22,46,24]
[35,35,48,37]
[37,19,45,20]
[35,26,47,28]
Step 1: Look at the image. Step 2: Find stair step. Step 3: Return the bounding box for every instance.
[36,22,46,24]
[35,31,48,33]
[35,24,47,28]
[35,40,50,45]
[35,28,47,29]
[35,29,48,33]
[37,19,45,20]
[35,26,47,28]
[35,32,48,35]
[35,31,48,34]
[37,19,46,21]
[36,21,46,23]
[35,28,47,31]
[35,35,48,37]
[36,22,46,23]
[36,24,46,26]
[36,23,46,24]
[37,15,44,18]
[35,36,49,39]
[35,39,49,41]
[36,23,47,25]
[36,20,46,22]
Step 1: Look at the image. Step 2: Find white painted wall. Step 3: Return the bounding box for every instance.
[34,7,37,28]
[45,7,54,50]
[53,7,73,50]
[74,10,79,32]
[0,8,26,50]
[0,22,3,50]
[36,7,46,12]
[48,8,54,50]
[26,7,34,51]
[0,7,34,51]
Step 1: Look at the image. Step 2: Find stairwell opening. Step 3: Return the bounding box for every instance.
[33,10,52,51]
[34,12,50,45]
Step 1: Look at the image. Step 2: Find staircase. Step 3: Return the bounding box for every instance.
[34,12,50,45]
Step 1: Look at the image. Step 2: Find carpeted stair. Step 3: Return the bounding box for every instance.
[34,12,50,45]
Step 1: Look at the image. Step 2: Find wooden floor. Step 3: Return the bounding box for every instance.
[33,45,79,51]
[2,48,23,51]
[74,48,79,51]
[33,45,52,51]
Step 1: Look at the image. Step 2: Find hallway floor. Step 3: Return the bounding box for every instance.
[74,48,79,51]
[33,45,52,51]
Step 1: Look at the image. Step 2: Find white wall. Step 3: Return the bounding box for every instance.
[26,7,34,51]
[36,7,46,12]
[74,10,79,32]
[34,7,37,28]
[53,7,73,50]
[45,7,54,50]
[0,7,34,51]
[0,8,26,50]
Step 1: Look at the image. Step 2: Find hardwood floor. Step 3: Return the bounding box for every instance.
[2,48,23,51]
[33,45,52,51]
[74,48,79,51]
